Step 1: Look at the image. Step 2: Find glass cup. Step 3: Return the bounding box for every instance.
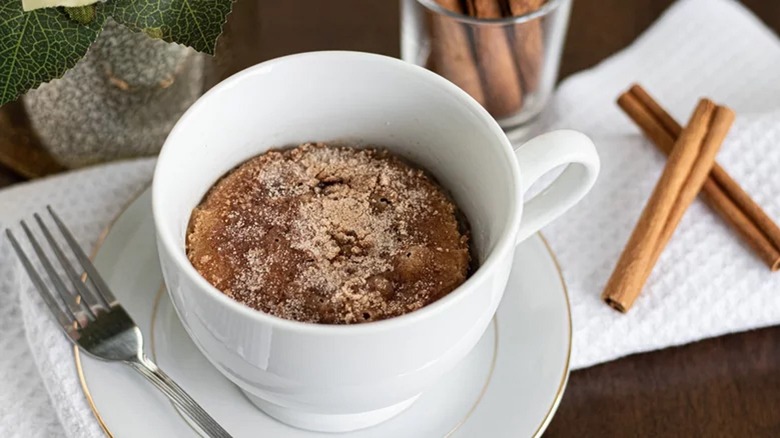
[401,0,572,131]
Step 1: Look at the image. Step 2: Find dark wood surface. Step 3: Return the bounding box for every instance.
[3,1,780,436]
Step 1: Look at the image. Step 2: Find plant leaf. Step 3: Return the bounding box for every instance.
[0,3,105,105]
[65,5,96,24]
[107,0,233,54]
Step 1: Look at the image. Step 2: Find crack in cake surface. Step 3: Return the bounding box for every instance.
[187,143,472,324]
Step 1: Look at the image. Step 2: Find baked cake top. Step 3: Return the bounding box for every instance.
[187,143,471,324]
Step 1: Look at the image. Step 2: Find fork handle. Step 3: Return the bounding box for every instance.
[127,354,232,438]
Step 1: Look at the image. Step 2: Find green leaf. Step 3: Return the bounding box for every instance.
[143,27,163,40]
[65,5,96,25]
[107,0,234,54]
[0,3,105,105]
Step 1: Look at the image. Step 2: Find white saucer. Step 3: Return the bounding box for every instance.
[76,188,571,437]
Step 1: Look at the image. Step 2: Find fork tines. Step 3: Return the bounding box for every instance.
[6,207,117,331]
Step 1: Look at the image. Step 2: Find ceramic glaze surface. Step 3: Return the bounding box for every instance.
[78,188,572,437]
[152,52,597,431]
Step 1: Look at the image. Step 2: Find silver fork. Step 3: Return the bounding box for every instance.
[7,207,232,438]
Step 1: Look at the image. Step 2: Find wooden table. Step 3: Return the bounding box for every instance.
[3,1,780,435]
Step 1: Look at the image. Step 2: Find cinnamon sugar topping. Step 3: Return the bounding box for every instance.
[186,143,471,324]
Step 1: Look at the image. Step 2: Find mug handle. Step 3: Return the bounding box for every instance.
[514,130,600,244]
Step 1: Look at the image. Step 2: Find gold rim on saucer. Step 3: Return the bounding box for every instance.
[74,187,572,437]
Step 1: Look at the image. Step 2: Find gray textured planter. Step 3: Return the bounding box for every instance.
[24,20,205,168]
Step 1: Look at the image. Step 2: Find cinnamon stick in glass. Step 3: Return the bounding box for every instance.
[602,99,730,313]
[507,0,545,94]
[618,85,780,271]
[466,0,523,117]
[430,0,486,106]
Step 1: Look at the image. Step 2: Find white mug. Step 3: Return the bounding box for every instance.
[153,51,599,433]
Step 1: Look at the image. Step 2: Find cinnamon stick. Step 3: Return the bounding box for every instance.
[507,0,545,94]
[618,85,780,270]
[630,86,780,254]
[649,106,735,270]
[466,0,524,117]
[430,0,486,106]
[602,100,719,313]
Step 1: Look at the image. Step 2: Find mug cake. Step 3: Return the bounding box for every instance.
[186,143,473,324]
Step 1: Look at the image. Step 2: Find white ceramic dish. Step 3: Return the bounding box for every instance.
[152,51,596,432]
[76,188,571,437]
